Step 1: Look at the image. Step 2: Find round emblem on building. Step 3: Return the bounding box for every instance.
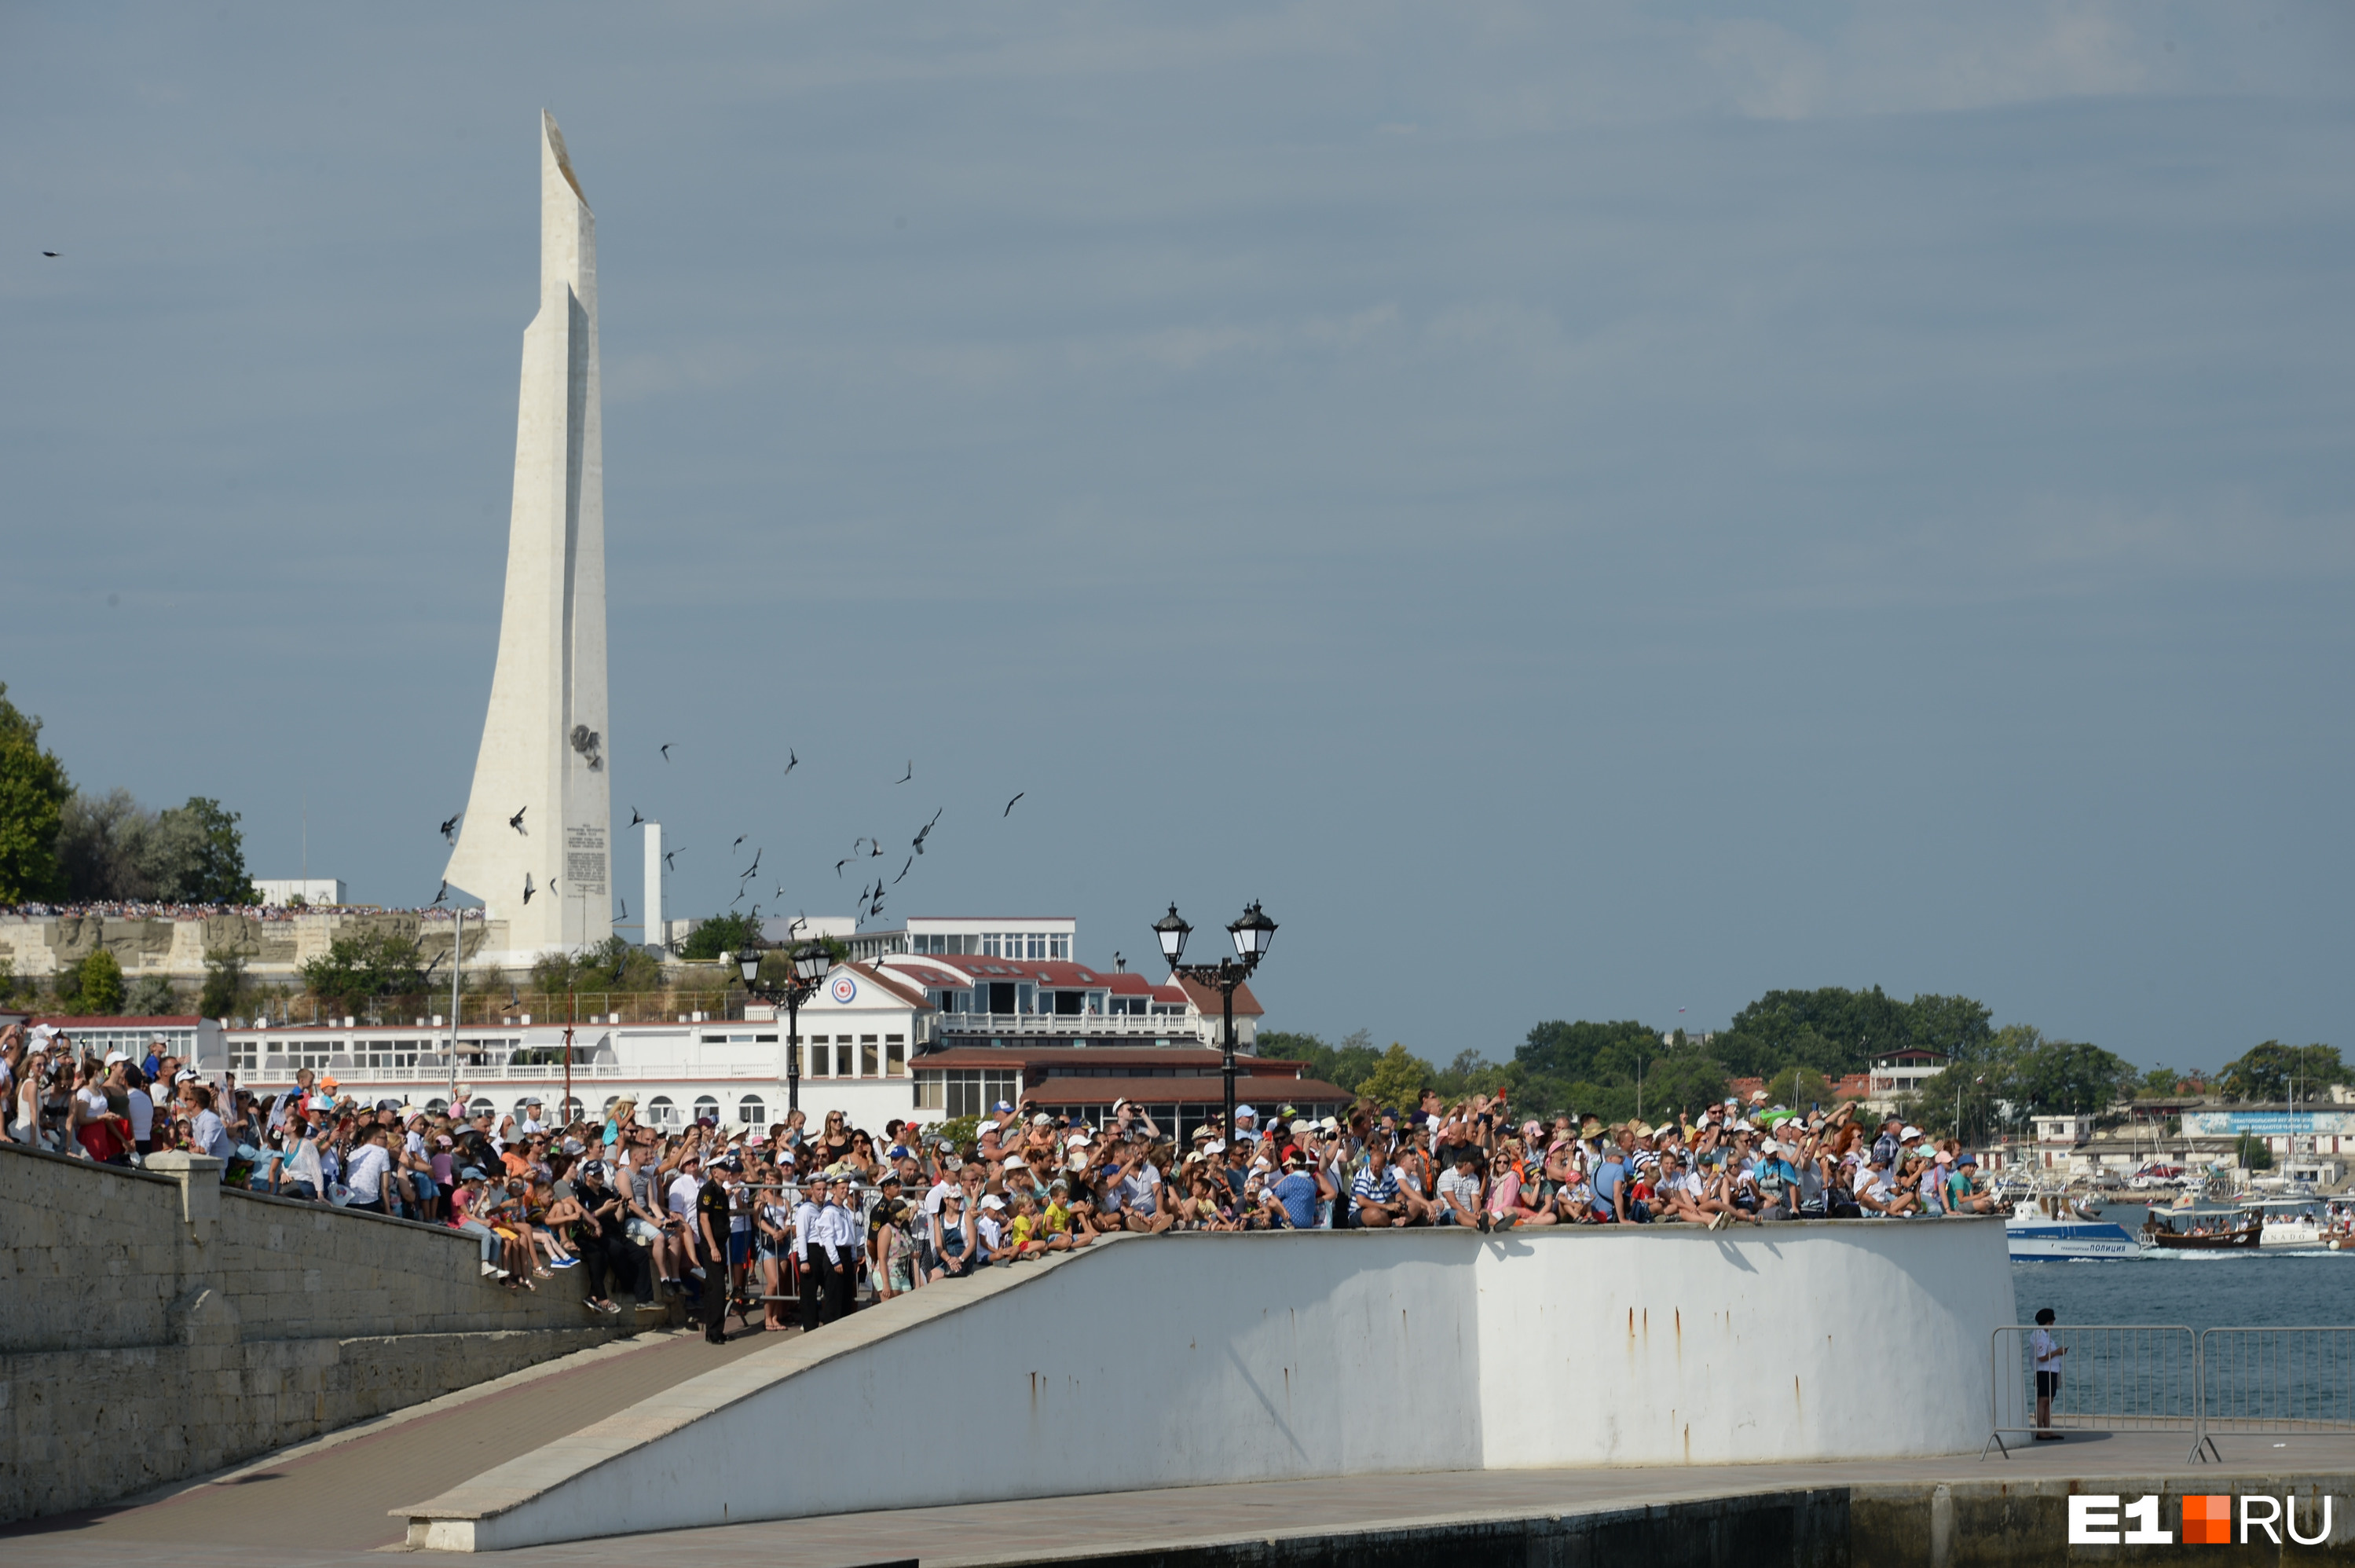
[830,973,858,1005]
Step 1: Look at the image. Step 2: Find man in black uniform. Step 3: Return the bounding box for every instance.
[695,1161,732,1343]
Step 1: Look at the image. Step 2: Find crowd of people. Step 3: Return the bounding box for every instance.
[5,1020,2001,1346]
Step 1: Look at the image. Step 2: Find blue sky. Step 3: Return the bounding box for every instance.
[3,4,2350,1071]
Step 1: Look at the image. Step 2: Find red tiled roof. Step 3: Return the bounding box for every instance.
[33,1015,204,1028]
[1171,976,1264,1017]
[847,963,933,1011]
[1023,1075,1350,1107]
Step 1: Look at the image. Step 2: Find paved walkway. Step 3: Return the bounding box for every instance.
[12,1401,2353,1568]
[2,1324,784,1555]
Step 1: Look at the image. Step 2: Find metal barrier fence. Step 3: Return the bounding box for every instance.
[1988,1325,2355,1460]
[1985,1324,2200,1458]
[2200,1328,2355,1445]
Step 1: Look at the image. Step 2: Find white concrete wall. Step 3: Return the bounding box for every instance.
[403,1219,2010,1551]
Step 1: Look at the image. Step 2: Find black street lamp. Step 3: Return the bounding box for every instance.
[738,941,836,1114]
[1155,900,1277,1143]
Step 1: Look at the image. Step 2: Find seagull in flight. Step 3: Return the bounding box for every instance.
[893,855,913,885]
[664,847,683,871]
[660,743,672,762]
[733,834,747,852]
[617,895,628,919]
[782,749,799,778]
[522,873,536,904]
[42,251,59,258]
[895,760,913,784]
[508,807,527,833]
[740,848,761,881]
[912,806,943,854]
[835,857,850,877]
[1004,793,1024,817]
[628,806,644,827]
[430,880,449,907]
[870,840,884,858]
[439,813,462,842]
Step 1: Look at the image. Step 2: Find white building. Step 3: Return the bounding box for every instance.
[251,879,348,908]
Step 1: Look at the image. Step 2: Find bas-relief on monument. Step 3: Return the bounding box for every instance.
[444,112,613,955]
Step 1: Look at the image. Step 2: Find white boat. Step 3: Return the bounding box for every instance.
[2005,1196,2142,1261]
[2236,1197,2335,1249]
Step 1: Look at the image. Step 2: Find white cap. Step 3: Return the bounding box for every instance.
[980,1193,1005,1211]
[1066,1131,1091,1146]
[1203,1139,1227,1155]
[1901,1125,1922,1139]
[103,1050,130,1066]
[1032,1112,1053,1125]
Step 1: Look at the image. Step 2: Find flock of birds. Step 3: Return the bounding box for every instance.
[433,743,1026,934]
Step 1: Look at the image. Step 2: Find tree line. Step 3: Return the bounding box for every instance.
[0,683,258,906]
[1262,985,2346,1137]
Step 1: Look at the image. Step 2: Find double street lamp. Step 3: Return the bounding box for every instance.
[737,942,836,1115]
[1153,900,1277,1144]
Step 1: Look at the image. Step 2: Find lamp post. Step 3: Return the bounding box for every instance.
[738,941,836,1115]
[1154,900,1276,1144]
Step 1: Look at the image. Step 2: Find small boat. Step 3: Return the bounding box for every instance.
[2238,1197,2331,1249]
[2006,1195,2142,1261]
[2141,1211,2263,1250]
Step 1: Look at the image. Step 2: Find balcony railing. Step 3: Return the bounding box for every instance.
[933,1012,1203,1039]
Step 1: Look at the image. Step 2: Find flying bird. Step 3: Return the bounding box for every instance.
[42,251,58,258]
[870,840,884,858]
[522,873,536,904]
[1004,793,1024,817]
[733,834,747,852]
[617,896,628,919]
[660,744,672,761]
[911,806,943,854]
[896,760,913,784]
[508,807,527,833]
[628,806,644,827]
[893,855,913,885]
[664,847,683,870]
[431,880,448,907]
[782,749,799,778]
[439,813,462,841]
[869,888,886,916]
[740,848,761,880]
[835,857,850,876]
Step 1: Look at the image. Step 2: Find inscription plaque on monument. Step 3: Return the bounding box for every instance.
[566,826,608,894]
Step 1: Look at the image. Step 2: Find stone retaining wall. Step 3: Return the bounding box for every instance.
[0,1140,636,1522]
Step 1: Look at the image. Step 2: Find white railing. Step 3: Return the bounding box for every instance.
[252,1060,796,1083]
[935,1013,1203,1039]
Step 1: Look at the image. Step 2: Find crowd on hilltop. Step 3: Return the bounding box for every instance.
[6,1016,2002,1343]
[2,900,386,921]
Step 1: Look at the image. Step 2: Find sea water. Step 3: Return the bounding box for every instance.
[2011,1202,2355,1329]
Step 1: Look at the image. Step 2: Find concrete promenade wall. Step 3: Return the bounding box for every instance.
[0,1141,627,1522]
[403,1218,2012,1551]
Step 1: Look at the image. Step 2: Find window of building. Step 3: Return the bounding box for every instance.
[646,1096,677,1126]
[914,1067,1025,1118]
[559,1097,584,1123]
[739,1094,767,1127]
[807,1036,831,1077]
[468,1097,496,1118]
[833,1038,855,1077]
[860,1035,880,1076]
[692,1094,720,1124]
[885,1035,906,1076]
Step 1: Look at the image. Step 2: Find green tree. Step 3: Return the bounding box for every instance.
[1357,1042,1432,1110]
[2005,1038,2134,1115]
[1259,1028,1383,1094]
[123,973,178,1015]
[70,947,126,1015]
[200,951,247,1019]
[1712,986,1995,1079]
[679,912,763,961]
[301,928,429,1009]
[2136,1065,2187,1097]
[1635,1049,1728,1123]
[0,682,71,902]
[533,936,665,996]
[2236,1130,2275,1171]
[2218,1042,2346,1104]
[1765,1064,1832,1110]
[1516,1019,1659,1084]
[145,797,257,904]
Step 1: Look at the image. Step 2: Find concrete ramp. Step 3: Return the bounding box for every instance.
[398,1220,2010,1552]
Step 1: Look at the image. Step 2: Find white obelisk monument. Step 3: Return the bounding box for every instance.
[444,111,612,954]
